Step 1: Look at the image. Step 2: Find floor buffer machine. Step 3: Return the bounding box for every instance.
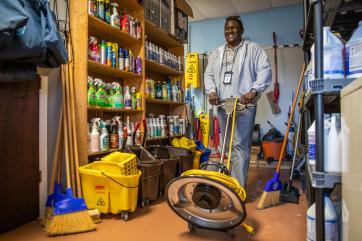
[166,98,254,237]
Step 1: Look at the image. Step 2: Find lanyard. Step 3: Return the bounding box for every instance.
[222,40,244,73]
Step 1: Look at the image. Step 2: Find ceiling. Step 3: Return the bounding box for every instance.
[185,0,302,22]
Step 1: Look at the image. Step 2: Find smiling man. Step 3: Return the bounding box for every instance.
[204,16,272,187]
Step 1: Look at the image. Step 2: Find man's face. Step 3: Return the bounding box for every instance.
[224,20,242,45]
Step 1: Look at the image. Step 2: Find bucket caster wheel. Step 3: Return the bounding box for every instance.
[188,222,196,232]
[141,199,150,208]
[121,211,129,221]
[227,228,237,238]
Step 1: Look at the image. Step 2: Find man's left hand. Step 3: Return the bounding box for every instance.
[239,91,257,104]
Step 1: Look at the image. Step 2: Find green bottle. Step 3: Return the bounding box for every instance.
[113,84,123,108]
[87,77,97,106]
[95,79,107,107]
[108,83,115,107]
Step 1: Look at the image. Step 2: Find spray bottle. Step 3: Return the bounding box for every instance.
[124,86,132,109]
[95,79,107,107]
[110,2,120,29]
[109,123,119,149]
[126,116,132,146]
[87,76,97,106]
[99,121,109,151]
[121,9,129,33]
[90,118,101,152]
[111,116,122,149]
[113,83,123,109]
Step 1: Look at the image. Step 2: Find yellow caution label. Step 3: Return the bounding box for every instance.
[96,197,105,206]
[185,53,200,88]
[199,113,209,147]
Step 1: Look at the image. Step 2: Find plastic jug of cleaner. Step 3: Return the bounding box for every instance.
[307,115,331,166]
[311,26,345,80]
[325,114,341,173]
[346,21,362,78]
[307,194,339,241]
[99,121,109,152]
[110,2,120,29]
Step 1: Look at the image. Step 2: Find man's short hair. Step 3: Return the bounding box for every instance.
[225,16,244,32]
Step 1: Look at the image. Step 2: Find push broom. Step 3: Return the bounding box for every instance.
[257,63,305,210]
[46,55,95,236]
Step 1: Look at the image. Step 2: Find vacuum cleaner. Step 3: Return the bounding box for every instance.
[166,98,254,237]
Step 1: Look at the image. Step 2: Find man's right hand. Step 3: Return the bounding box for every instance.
[209,92,220,105]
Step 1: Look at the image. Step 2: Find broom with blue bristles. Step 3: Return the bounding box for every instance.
[257,64,305,210]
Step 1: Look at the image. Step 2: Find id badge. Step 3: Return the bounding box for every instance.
[224,71,233,84]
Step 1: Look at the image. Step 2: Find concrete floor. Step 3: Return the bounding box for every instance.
[0,167,307,241]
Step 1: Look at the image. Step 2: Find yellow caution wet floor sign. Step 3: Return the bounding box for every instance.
[185,53,200,88]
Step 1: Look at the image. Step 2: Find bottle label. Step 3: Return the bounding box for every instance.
[109,134,119,149]
[347,42,362,75]
[91,137,100,152]
[323,47,344,76]
[101,136,109,151]
[125,98,132,108]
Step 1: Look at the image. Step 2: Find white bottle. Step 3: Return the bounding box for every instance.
[90,122,100,152]
[149,118,154,138]
[346,21,362,78]
[124,86,132,109]
[99,122,109,152]
[126,116,132,146]
[307,195,339,241]
[325,115,341,173]
[88,123,91,152]
[118,121,123,149]
[311,26,345,79]
[110,3,120,29]
[172,84,178,102]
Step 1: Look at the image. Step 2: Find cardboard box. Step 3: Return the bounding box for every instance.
[160,0,171,33]
[170,0,188,41]
[143,0,160,27]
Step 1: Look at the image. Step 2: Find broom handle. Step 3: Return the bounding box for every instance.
[49,107,63,192]
[61,66,71,188]
[64,65,76,192]
[276,64,305,173]
[68,47,82,197]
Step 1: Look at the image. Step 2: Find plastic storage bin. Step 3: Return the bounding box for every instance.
[125,146,163,207]
[79,161,141,220]
[147,145,181,193]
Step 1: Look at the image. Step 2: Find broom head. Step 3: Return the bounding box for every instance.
[46,188,96,236]
[257,172,282,210]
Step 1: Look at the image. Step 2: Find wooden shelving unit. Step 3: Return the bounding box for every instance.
[146,134,185,142]
[145,98,184,105]
[71,0,191,163]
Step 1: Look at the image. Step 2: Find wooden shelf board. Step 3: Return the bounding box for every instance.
[112,0,143,12]
[145,98,185,105]
[145,59,183,75]
[88,15,142,47]
[88,148,122,157]
[145,19,183,49]
[146,134,185,142]
[88,60,142,80]
[88,106,143,113]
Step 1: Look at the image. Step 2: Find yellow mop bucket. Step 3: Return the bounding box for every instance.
[79,161,141,216]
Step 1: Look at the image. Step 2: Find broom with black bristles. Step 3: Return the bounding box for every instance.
[257,63,305,210]
[46,65,96,236]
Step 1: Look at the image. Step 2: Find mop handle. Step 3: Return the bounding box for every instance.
[276,64,305,173]
[226,98,238,171]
